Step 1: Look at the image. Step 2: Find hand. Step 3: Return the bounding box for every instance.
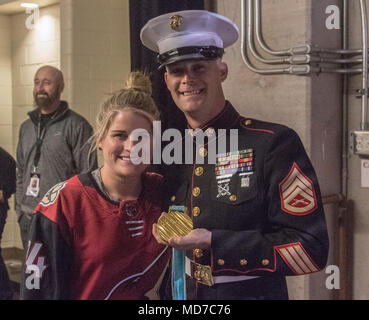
[168,228,212,250]
[151,212,212,250]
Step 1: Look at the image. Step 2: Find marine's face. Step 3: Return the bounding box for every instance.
[164,59,228,124]
[99,110,152,178]
[33,67,62,110]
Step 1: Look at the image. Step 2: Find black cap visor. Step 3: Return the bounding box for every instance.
[158,46,224,69]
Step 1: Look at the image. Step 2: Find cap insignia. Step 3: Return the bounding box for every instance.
[170,14,183,30]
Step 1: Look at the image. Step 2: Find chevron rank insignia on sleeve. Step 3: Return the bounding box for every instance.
[279,163,317,215]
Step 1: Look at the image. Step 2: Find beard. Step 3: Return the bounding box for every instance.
[34,90,59,109]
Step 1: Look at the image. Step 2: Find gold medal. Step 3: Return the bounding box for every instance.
[156,208,193,242]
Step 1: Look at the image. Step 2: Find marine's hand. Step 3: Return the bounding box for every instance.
[168,228,212,250]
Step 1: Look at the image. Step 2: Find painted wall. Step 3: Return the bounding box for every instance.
[60,0,131,166]
[1,4,60,249]
[0,15,12,155]
[0,14,14,249]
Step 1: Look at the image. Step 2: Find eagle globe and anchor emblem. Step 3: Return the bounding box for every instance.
[169,14,183,30]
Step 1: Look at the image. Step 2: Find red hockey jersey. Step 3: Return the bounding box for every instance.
[20,172,170,300]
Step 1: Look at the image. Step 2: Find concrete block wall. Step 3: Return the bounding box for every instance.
[0,15,12,155]
[1,4,60,249]
[11,4,60,150]
[0,14,14,248]
[60,0,130,164]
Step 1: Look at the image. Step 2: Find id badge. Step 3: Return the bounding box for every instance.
[26,173,40,197]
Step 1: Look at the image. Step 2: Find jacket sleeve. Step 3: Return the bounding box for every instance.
[20,184,73,300]
[211,128,329,277]
[15,126,25,217]
[0,147,16,200]
[71,119,97,173]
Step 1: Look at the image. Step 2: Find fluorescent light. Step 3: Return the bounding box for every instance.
[20,3,39,8]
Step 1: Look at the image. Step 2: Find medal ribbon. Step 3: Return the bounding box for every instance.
[170,205,186,300]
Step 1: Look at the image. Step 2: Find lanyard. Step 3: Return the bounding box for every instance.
[32,113,48,173]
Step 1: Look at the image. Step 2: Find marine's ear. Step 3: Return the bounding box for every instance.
[218,60,228,82]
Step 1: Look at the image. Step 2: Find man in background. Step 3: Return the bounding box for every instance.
[16,65,97,249]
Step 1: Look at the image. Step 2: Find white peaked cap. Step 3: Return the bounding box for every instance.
[140,10,239,68]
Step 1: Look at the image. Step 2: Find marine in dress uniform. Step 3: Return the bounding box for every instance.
[141,10,329,300]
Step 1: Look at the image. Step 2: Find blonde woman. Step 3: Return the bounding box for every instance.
[20,72,170,300]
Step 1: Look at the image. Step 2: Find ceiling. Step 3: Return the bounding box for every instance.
[0,0,59,15]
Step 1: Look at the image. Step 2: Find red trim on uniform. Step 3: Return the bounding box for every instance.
[213,266,275,275]
[275,242,320,275]
[240,118,275,134]
[212,241,320,277]
[243,127,275,134]
[212,246,279,276]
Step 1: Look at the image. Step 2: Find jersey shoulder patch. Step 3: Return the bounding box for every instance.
[40,182,67,207]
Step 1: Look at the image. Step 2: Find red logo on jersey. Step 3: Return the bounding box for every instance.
[279,163,317,215]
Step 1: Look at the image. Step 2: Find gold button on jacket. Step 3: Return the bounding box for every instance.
[195,167,204,176]
[244,119,252,126]
[193,248,203,258]
[217,259,225,266]
[192,206,201,217]
[198,147,208,158]
[192,187,200,197]
[240,259,248,266]
[262,259,270,266]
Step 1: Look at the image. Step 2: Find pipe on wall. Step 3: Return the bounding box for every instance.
[241,0,316,75]
[241,0,367,75]
[359,0,369,130]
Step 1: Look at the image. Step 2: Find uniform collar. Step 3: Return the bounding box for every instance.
[186,101,241,136]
